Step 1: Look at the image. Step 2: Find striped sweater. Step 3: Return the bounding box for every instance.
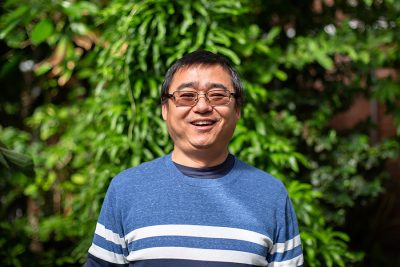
[85,154,303,266]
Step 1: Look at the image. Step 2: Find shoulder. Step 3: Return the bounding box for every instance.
[234,158,288,196]
[110,156,167,188]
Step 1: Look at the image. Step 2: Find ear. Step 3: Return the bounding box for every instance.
[235,106,241,120]
[161,103,168,121]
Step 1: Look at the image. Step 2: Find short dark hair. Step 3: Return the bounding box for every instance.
[161,50,244,107]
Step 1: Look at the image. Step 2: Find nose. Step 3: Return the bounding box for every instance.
[192,93,213,112]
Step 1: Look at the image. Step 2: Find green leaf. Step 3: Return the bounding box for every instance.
[31,19,54,45]
[265,27,281,44]
[71,174,86,185]
[0,5,29,39]
[34,62,52,76]
[275,69,288,81]
[0,151,10,169]
[213,46,241,65]
[316,53,334,69]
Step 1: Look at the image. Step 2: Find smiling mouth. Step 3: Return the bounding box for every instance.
[190,120,216,126]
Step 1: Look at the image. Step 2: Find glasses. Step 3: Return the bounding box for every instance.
[166,89,236,107]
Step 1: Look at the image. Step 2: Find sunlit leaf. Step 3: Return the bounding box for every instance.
[31,19,54,45]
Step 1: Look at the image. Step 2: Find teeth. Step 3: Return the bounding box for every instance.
[193,121,213,126]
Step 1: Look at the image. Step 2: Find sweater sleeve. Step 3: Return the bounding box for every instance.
[267,193,304,267]
[85,179,129,266]
[84,253,128,267]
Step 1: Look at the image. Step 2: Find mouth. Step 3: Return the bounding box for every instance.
[190,119,217,127]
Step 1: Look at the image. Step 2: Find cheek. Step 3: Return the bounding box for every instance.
[166,110,188,132]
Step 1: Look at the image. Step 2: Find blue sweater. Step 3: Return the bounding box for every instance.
[86,154,303,266]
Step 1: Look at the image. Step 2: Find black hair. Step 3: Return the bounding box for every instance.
[160,50,244,107]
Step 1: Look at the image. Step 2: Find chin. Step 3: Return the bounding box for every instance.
[191,143,213,150]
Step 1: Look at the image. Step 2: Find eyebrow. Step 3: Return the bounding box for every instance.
[176,82,198,91]
[175,82,228,91]
[206,83,228,90]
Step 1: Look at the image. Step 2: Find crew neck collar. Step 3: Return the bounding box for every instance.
[173,154,235,179]
[164,154,240,187]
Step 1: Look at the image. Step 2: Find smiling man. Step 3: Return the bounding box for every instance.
[85,50,304,267]
[162,64,240,167]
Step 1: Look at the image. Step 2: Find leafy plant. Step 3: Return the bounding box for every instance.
[1,0,399,266]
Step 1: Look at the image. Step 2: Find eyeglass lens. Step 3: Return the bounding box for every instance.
[174,90,231,106]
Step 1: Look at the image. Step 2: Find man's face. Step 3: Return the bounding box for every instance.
[162,65,240,160]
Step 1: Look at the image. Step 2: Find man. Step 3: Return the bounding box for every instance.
[85,50,303,266]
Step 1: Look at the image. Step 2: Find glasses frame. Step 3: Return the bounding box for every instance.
[166,89,237,107]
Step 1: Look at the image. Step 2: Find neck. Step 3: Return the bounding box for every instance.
[171,148,229,168]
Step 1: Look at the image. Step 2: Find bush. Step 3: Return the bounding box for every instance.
[1,0,399,266]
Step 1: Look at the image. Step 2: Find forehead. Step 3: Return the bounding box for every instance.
[170,65,232,89]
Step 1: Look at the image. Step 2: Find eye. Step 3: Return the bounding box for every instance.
[177,91,196,98]
[208,90,228,98]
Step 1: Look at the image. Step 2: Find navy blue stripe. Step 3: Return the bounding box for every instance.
[131,258,258,267]
[128,236,267,256]
[94,234,128,257]
[84,253,127,267]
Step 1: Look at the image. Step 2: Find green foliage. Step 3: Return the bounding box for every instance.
[288,181,364,267]
[0,127,35,267]
[1,0,400,266]
[30,19,54,45]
